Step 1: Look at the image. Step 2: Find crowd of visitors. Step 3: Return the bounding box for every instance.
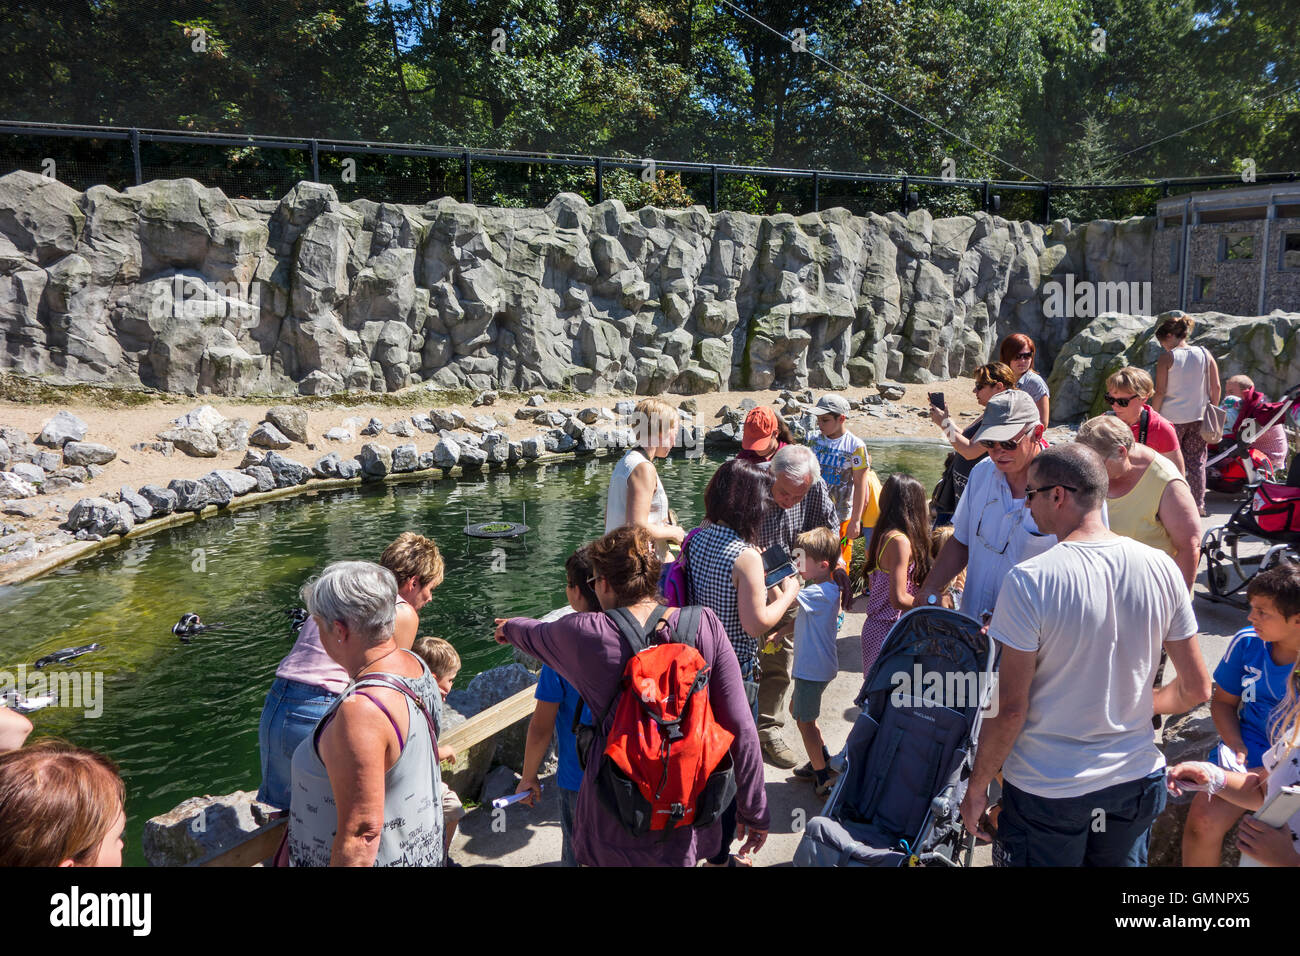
[5,312,1297,871]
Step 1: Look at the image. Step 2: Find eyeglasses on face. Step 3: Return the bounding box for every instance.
[979,428,1031,451]
[1105,394,1136,408]
[1024,483,1078,502]
[1013,351,1033,360]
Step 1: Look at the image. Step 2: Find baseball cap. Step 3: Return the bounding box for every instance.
[973,390,1040,443]
[810,394,851,416]
[742,406,780,451]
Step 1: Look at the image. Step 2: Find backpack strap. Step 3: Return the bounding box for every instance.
[605,604,668,656]
[318,674,441,763]
[1138,406,1150,445]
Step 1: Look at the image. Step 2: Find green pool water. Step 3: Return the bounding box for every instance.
[0,440,946,865]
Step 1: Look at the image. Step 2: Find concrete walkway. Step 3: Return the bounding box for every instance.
[451,493,1256,867]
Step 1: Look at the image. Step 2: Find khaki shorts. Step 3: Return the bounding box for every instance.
[442,785,464,825]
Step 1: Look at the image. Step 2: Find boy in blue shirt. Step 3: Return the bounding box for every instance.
[1182,564,1300,866]
[517,548,598,867]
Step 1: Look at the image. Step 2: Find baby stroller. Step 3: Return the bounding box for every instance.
[1206,383,1300,495]
[1201,481,1300,606]
[793,608,994,867]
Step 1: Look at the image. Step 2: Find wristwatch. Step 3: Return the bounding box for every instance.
[926,593,939,606]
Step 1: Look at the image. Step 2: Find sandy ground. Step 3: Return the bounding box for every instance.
[452,496,1246,868]
[0,380,985,574]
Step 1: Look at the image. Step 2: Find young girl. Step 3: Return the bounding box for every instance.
[858,474,933,680]
[1168,658,1300,866]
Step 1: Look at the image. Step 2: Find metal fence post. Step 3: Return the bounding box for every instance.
[464,152,473,204]
[982,179,990,212]
[1042,183,1052,224]
[812,171,820,212]
[130,128,142,185]
[310,139,319,182]
[899,176,909,214]
[594,157,603,204]
[711,166,719,213]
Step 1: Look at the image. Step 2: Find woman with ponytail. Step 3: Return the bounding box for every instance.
[493,525,770,867]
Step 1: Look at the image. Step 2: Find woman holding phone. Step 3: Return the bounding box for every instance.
[929,362,1018,524]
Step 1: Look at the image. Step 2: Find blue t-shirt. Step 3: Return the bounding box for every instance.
[1213,627,1296,766]
[793,581,841,682]
[535,665,591,792]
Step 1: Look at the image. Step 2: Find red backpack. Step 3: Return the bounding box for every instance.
[577,604,737,836]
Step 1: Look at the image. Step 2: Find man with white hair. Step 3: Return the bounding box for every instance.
[751,443,838,768]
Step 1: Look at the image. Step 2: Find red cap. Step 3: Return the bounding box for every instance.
[742,406,780,451]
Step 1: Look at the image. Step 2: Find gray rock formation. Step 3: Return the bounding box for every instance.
[264,405,308,443]
[66,496,133,536]
[0,172,1161,398]
[208,468,258,497]
[249,421,292,449]
[158,426,218,458]
[168,478,213,511]
[358,442,392,477]
[391,442,418,472]
[262,451,310,487]
[142,790,278,866]
[119,485,153,522]
[243,465,275,492]
[138,483,178,516]
[0,472,37,499]
[62,441,116,467]
[36,410,88,447]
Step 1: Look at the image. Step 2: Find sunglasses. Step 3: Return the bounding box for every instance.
[1104,394,1136,408]
[1013,351,1033,360]
[979,428,1031,451]
[1024,483,1078,502]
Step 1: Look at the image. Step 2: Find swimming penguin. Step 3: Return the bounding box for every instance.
[172,613,225,643]
[1,690,56,713]
[33,643,103,669]
[287,607,309,634]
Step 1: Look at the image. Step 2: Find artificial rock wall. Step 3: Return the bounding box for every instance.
[0,170,1156,399]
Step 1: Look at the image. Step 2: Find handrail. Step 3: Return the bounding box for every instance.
[192,685,539,866]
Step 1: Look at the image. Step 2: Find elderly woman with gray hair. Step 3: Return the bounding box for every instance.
[286,560,444,867]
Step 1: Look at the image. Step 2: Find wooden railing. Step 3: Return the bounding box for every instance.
[193,685,539,866]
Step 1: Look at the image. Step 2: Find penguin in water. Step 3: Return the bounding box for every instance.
[33,643,103,669]
[173,613,225,644]
[286,607,309,635]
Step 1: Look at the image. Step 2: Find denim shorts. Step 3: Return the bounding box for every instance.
[994,769,1167,867]
[257,677,337,810]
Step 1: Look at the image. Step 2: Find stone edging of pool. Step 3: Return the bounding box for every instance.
[0,445,630,588]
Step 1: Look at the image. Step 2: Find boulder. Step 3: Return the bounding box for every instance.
[418,450,437,470]
[472,390,498,407]
[138,484,178,517]
[2,499,42,517]
[200,474,234,507]
[386,419,414,437]
[66,496,132,536]
[262,452,310,487]
[156,427,218,458]
[39,476,80,495]
[171,405,226,433]
[264,406,309,444]
[119,486,154,522]
[877,383,907,401]
[0,472,37,499]
[238,450,264,469]
[391,443,419,472]
[459,445,489,467]
[527,395,545,407]
[467,414,497,434]
[243,466,275,493]
[361,418,383,436]
[249,422,292,449]
[208,469,258,497]
[168,478,213,512]
[36,411,89,447]
[432,437,461,468]
[130,440,174,457]
[312,452,359,479]
[323,427,353,442]
[61,441,117,467]
[480,433,509,464]
[577,407,601,425]
[9,462,43,484]
[520,437,543,459]
[214,418,250,452]
[411,413,436,433]
[358,443,393,477]
[142,790,278,867]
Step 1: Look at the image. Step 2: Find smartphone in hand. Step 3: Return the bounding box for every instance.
[929,391,946,411]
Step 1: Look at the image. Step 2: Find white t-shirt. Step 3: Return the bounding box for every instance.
[809,430,869,522]
[988,537,1198,799]
[792,581,841,682]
